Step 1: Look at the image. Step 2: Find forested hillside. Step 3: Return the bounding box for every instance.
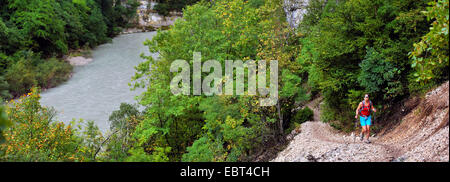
[0,0,448,162]
[297,0,448,131]
[126,0,448,161]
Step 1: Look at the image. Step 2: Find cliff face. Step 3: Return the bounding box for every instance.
[135,1,181,30]
[283,0,310,29]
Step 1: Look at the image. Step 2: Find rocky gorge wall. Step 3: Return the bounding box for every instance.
[122,0,182,34]
[283,0,310,29]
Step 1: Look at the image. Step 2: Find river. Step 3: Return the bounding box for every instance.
[40,32,157,133]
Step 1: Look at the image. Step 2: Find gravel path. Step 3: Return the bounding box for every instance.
[273,122,396,162]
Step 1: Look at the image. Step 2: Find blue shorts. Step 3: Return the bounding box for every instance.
[360,115,371,126]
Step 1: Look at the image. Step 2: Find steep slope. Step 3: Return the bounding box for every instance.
[377,81,449,161]
[273,82,449,162]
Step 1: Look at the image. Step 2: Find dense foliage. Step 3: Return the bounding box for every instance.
[153,0,200,16]
[123,0,448,161]
[0,105,8,144]
[128,0,308,162]
[298,0,448,131]
[101,103,142,161]
[293,107,313,124]
[0,88,102,161]
[409,0,449,82]
[0,0,139,99]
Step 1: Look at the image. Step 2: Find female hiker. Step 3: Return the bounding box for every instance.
[355,94,377,143]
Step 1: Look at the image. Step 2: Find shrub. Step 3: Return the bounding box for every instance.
[154,3,170,17]
[4,59,37,97]
[182,136,215,162]
[285,107,314,135]
[35,58,72,89]
[4,57,72,97]
[153,0,200,17]
[285,121,301,135]
[358,47,402,100]
[293,107,314,124]
[407,71,437,94]
[0,106,9,144]
[0,76,12,101]
[0,88,92,161]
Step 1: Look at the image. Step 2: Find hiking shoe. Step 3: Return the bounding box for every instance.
[365,139,371,144]
[360,133,364,141]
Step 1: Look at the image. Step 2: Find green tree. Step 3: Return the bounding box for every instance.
[410,0,449,82]
[132,0,308,162]
[102,103,142,161]
[298,0,430,130]
[358,47,402,100]
[8,0,68,56]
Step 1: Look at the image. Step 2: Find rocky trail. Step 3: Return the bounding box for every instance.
[273,82,449,162]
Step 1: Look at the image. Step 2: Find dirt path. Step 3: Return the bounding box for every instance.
[273,82,449,162]
[304,96,321,122]
[273,121,397,162]
[274,95,399,162]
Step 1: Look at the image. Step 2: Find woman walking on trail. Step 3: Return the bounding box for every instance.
[355,94,377,143]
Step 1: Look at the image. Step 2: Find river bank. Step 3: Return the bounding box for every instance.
[64,23,172,66]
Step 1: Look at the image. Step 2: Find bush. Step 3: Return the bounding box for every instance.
[285,121,301,135]
[154,3,170,17]
[293,107,314,124]
[35,58,72,89]
[0,89,93,161]
[4,57,72,97]
[4,59,37,97]
[407,71,437,94]
[0,76,12,101]
[358,47,402,100]
[182,136,215,162]
[153,0,201,16]
[0,106,9,144]
[285,107,314,135]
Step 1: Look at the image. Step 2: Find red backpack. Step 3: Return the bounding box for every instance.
[359,100,372,116]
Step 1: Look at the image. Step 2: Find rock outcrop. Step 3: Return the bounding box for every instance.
[283,0,310,29]
[123,0,181,34]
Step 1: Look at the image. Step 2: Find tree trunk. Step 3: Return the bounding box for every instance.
[277,100,284,135]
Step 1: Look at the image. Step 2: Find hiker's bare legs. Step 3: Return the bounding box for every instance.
[365,125,371,140]
[361,126,366,136]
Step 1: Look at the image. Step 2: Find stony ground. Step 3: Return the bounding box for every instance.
[273,82,449,162]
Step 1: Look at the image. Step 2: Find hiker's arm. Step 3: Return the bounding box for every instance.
[372,106,377,113]
[355,103,362,118]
